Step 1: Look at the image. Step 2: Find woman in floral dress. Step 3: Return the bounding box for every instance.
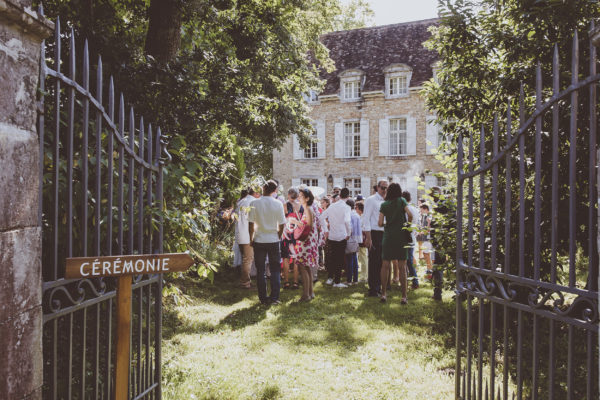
[294,188,319,301]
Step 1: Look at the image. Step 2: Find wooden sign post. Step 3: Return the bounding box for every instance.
[65,253,194,400]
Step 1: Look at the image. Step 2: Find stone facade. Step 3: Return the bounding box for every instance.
[273,19,444,200]
[0,1,52,399]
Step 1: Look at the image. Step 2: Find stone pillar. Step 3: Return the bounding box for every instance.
[0,1,52,399]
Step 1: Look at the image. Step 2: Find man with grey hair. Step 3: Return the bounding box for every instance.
[363,179,388,297]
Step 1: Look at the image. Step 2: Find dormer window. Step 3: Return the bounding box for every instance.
[339,69,363,102]
[384,64,412,99]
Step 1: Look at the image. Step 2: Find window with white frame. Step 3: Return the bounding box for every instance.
[389,76,408,96]
[384,64,412,99]
[343,80,360,100]
[437,176,447,187]
[344,178,362,198]
[343,122,361,157]
[303,128,318,159]
[301,178,318,187]
[308,90,319,103]
[389,118,407,155]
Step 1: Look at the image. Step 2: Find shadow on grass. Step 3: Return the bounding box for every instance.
[165,267,457,357]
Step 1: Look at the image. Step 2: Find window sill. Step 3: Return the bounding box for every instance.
[385,93,410,100]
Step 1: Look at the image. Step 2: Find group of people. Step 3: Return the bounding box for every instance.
[233,178,442,305]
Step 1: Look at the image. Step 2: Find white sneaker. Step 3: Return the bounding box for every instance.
[333,283,348,288]
[325,278,334,285]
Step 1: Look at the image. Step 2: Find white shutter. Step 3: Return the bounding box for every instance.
[333,177,343,189]
[360,119,369,157]
[292,178,301,188]
[407,116,417,155]
[393,175,407,190]
[361,176,371,197]
[316,121,326,159]
[426,116,437,155]
[378,118,389,156]
[425,175,437,189]
[293,134,302,160]
[406,175,419,205]
[334,123,343,158]
[318,176,327,192]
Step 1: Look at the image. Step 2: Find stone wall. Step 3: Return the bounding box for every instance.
[273,90,444,198]
[0,1,52,399]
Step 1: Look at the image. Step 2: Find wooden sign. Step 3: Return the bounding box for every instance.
[66,252,194,400]
[64,253,194,279]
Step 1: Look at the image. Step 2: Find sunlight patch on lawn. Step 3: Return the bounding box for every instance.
[162,272,456,399]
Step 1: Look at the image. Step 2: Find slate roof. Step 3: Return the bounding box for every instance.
[319,19,439,96]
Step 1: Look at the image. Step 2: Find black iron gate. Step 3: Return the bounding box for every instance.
[455,29,599,399]
[39,14,167,399]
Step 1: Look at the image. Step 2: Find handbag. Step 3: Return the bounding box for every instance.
[294,223,311,241]
[293,210,311,241]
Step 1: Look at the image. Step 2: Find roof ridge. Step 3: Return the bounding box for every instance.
[325,18,440,35]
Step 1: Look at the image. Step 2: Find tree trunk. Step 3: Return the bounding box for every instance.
[144,0,183,64]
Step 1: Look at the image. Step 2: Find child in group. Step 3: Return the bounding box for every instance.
[355,201,368,282]
[345,199,362,285]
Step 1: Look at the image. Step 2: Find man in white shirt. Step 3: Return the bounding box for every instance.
[320,188,351,287]
[235,187,261,289]
[363,180,388,297]
[248,180,287,305]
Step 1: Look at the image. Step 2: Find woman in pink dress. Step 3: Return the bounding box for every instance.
[294,188,319,301]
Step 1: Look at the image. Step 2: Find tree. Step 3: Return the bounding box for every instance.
[331,0,375,31]
[37,0,356,275]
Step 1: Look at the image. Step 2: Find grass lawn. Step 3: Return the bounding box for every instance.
[162,268,457,400]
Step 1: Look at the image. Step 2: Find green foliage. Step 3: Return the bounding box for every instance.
[424,0,599,287]
[38,0,368,278]
[330,0,375,31]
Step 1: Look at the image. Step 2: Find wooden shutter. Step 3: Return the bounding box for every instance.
[293,134,302,160]
[334,123,343,158]
[426,116,437,155]
[316,121,326,159]
[361,176,371,197]
[360,119,369,157]
[407,116,417,155]
[378,118,389,156]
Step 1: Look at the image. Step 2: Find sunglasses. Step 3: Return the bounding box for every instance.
[379,186,388,190]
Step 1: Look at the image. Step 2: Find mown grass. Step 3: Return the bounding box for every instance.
[162,268,457,400]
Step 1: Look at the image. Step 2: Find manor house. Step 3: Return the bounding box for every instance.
[272,19,444,200]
